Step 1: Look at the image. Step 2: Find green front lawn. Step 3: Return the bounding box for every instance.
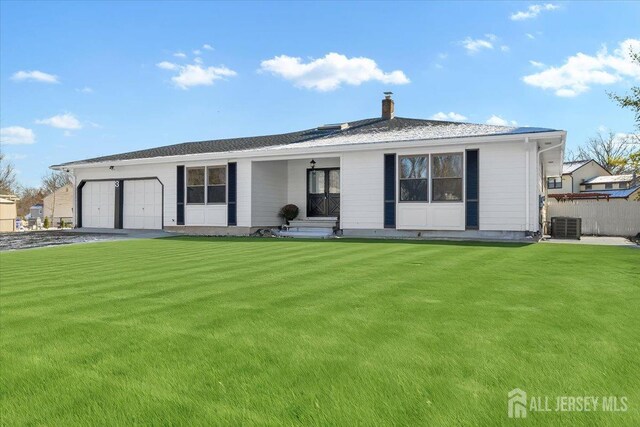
[1,237,638,425]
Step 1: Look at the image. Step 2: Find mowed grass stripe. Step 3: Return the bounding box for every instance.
[1,237,639,425]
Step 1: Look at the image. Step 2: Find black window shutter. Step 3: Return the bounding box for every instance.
[465,150,479,229]
[227,162,237,226]
[384,154,396,228]
[176,166,185,225]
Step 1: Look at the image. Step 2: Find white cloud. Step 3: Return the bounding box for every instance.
[260,52,409,91]
[157,56,237,89]
[486,115,518,126]
[173,64,236,89]
[193,49,201,55]
[523,38,640,97]
[529,60,545,68]
[77,86,93,93]
[173,52,187,58]
[11,70,59,84]
[157,61,179,70]
[430,112,468,121]
[501,45,510,52]
[0,126,36,145]
[36,113,82,130]
[4,153,28,160]
[526,33,536,40]
[511,3,559,21]
[202,44,214,51]
[438,53,448,60]
[461,37,494,54]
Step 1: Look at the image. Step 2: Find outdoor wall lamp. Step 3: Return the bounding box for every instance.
[310,159,316,170]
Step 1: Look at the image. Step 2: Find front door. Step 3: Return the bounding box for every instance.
[307,168,340,217]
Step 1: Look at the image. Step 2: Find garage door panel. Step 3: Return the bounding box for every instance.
[82,181,115,229]
[123,179,162,230]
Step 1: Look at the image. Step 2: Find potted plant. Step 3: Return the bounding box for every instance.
[279,204,299,226]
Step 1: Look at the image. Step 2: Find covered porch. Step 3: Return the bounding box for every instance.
[249,156,341,229]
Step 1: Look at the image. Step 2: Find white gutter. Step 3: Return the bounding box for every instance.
[51,130,567,170]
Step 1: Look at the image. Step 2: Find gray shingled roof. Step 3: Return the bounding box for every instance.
[53,117,559,167]
[562,159,591,175]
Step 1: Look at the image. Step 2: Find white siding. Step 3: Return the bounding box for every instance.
[236,159,252,227]
[287,158,340,220]
[341,151,384,229]
[251,160,288,226]
[185,205,227,226]
[479,142,536,231]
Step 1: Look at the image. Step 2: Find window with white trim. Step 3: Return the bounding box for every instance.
[207,166,226,204]
[399,156,428,202]
[186,168,205,204]
[547,177,562,189]
[431,153,463,202]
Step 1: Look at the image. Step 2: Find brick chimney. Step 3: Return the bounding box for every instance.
[382,92,395,120]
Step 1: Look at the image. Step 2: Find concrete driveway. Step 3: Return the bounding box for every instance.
[0,228,173,251]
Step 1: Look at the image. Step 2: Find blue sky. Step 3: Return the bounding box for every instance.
[1,1,639,187]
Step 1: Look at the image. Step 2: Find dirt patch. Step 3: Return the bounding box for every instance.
[0,231,126,251]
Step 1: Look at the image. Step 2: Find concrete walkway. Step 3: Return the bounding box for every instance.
[541,235,638,247]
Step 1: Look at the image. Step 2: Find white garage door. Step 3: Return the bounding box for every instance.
[123,179,162,229]
[82,181,115,228]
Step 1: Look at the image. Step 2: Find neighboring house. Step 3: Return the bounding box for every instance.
[547,171,639,237]
[0,194,18,232]
[580,174,638,193]
[51,94,565,239]
[546,159,610,195]
[44,184,75,226]
[29,204,44,220]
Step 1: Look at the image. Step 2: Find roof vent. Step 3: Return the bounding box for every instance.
[316,123,349,131]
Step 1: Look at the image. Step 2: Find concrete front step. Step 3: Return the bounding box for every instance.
[276,230,335,239]
[288,218,338,229]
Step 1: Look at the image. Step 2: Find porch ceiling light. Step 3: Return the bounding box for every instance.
[310,159,316,169]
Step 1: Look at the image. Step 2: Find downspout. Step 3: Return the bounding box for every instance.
[525,137,530,232]
[537,138,565,234]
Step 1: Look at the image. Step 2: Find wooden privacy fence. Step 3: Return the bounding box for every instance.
[547,199,640,236]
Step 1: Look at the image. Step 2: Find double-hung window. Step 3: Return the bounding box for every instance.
[186,168,205,204]
[399,156,428,201]
[186,166,227,204]
[431,153,463,202]
[547,177,562,189]
[207,166,226,203]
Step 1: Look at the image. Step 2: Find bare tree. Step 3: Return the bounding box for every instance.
[0,153,17,194]
[41,171,72,225]
[16,186,46,217]
[608,49,640,132]
[576,131,638,174]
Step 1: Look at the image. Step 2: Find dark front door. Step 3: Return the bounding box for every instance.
[307,168,340,217]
